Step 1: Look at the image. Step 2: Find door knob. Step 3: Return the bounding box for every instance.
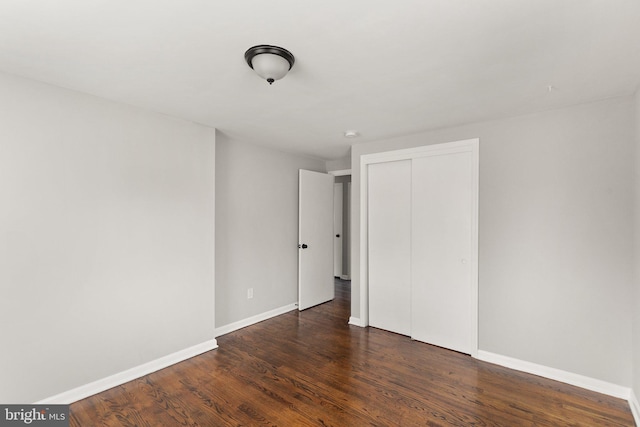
[336,234,340,238]
[298,243,308,249]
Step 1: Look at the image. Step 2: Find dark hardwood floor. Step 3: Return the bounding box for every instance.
[70,279,634,426]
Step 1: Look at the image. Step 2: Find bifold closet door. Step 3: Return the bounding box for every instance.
[411,152,473,354]
[367,160,411,336]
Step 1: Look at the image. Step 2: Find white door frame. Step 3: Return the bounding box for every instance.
[359,139,479,357]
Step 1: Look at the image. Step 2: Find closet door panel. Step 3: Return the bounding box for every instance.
[411,152,473,354]
[368,160,412,336]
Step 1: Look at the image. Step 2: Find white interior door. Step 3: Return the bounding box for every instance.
[333,183,343,277]
[411,151,474,354]
[368,160,412,336]
[298,169,335,310]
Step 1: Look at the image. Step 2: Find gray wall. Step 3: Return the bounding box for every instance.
[0,72,216,403]
[215,134,325,328]
[634,90,640,400]
[351,96,635,386]
[326,156,350,172]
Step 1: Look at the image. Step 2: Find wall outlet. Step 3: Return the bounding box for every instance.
[247,288,253,299]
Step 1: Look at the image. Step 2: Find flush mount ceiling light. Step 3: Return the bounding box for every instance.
[344,130,359,138]
[244,45,295,85]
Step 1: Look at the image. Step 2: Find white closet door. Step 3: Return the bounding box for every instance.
[411,151,473,354]
[368,160,412,336]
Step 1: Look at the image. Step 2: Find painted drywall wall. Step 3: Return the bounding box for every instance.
[0,72,216,403]
[326,155,351,172]
[215,134,325,328]
[634,89,640,401]
[351,96,634,386]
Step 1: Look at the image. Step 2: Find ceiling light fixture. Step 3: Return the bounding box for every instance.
[344,130,359,138]
[244,45,295,85]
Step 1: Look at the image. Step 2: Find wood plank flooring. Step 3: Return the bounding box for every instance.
[70,279,635,426]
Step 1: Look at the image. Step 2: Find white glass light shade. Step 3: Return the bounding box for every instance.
[250,53,291,84]
[245,45,295,85]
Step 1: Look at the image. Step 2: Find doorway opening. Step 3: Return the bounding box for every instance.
[331,172,351,281]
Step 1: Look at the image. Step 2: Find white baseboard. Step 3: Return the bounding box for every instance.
[36,339,218,404]
[340,275,351,280]
[630,389,640,426]
[215,303,298,337]
[476,350,630,400]
[349,316,365,327]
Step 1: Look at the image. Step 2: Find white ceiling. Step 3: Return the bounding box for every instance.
[1,1,639,160]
